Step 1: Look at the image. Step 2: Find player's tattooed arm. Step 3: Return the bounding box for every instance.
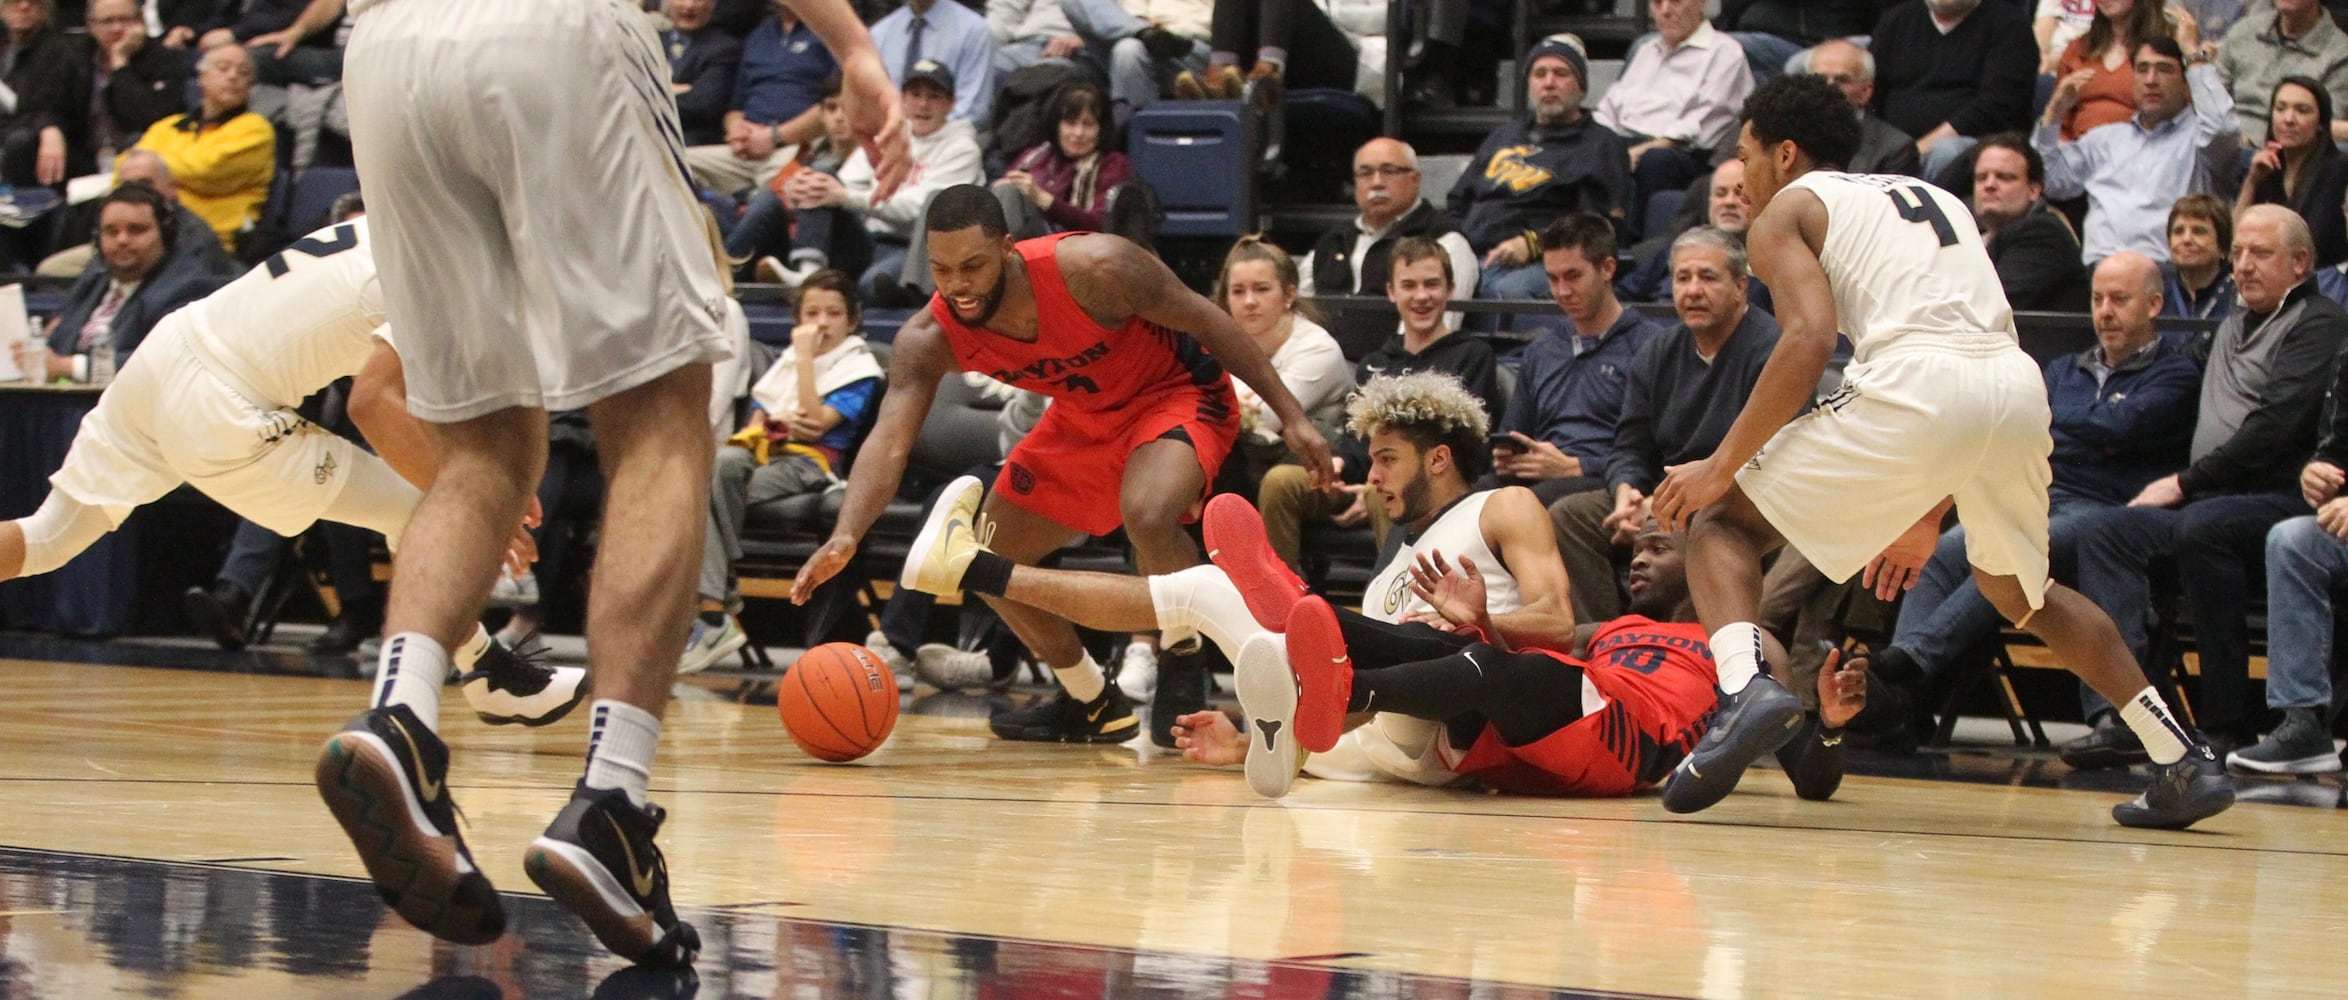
[793,312,955,604]
[1060,235,1336,485]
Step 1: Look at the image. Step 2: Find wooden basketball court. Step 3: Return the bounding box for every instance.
[0,649,2341,999]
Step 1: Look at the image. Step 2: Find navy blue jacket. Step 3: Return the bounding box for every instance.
[1447,116,1634,252]
[1498,308,1665,482]
[2044,335,2202,505]
[666,28,744,147]
[46,251,224,365]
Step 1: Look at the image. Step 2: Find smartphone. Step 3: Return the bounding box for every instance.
[1488,433,1523,453]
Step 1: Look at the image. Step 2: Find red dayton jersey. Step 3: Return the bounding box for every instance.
[927,232,1234,413]
[1448,616,1718,797]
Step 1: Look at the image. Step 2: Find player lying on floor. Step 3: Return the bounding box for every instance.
[1174,519,1863,799]
[894,370,1862,798]
[0,217,584,727]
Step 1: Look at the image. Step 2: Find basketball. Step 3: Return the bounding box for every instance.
[777,642,899,762]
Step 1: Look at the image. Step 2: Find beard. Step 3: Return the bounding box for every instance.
[1394,467,1433,524]
[949,266,1012,328]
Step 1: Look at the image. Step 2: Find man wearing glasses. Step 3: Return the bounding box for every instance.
[1299,137,1478,360]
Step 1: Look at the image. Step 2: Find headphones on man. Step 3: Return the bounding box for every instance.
[93,182,180,257]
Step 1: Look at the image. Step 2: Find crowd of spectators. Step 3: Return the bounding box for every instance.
[11,0,2348,775]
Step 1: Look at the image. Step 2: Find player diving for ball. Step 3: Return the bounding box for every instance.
[891,372,1863,798]
[0,215,586,728]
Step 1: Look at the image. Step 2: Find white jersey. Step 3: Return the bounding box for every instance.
[1782,171,2016,361]
[1362,490,1523,624]
[181,218,388,408]
[1308,489,1524,788]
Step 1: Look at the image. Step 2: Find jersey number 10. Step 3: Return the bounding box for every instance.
[1885,185,1959,248]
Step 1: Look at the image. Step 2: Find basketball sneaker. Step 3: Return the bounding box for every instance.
[2226,707,2343,775]
[314,704,505,945]
[678,617,745,675]
[1282,596,1354,754]
[1148,645,1211,749]
[901,476,990,596]
[1660,675,1805,814]
[2112,746,2236,830]
[989,686,1140,743]
[1202,493,1311,632]
[1232,632,1302,798]
[914,643,995,691]
[864,630,919,693]
[460,634,589,727]
[525,783,700,967]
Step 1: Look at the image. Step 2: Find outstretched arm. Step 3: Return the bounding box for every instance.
[1652,188,1838,531]
[792,313,955,603]
[349,339,436,492]
[1060,235,1333,485]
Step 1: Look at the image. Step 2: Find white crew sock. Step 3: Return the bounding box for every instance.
[583,699,662,807]
[372,632,447,731]
[1054,653,1108,702]
[2117,686,2192,765]
[1710,622,1766,695]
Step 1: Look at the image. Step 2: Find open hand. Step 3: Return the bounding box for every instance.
[1171,709,1246,765]
[1651,457,1733,533]
[1816,647,1867,730]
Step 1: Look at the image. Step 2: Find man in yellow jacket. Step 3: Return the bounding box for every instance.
[126,43,275,252]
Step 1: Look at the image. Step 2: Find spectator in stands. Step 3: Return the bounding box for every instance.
[2,0,78,189]
[1549,226,1781,625]
[2071,205,2348,762]
[2049,0,2200,141]
[2239,389,2348,774]
[2237,77,2348,267]
[768,59,982,302]
[872,0,994,125]
[1616,159,1770,309]
[1256,237,1496,569]
[1214,236,1354,492]
[68,0,186,173]
[666,0,744,148]
[728,74,851,278]
[1060,0,1210,125]
[127,43,275,252]
[690,269,883,673]
[1868,0,2037,183]
[1715,0,1892,82]
[1171,0,1363,107]
[197,0,344,89]
[2176,0,2247,40]
[993,81,1134,239]
[1491,213,1663,505]
[2214,0,2348,146]
[1973,133,2089,311]
[1299,137,1477,359]
[1794,39,1924,178]
[2163,193,2237,318]
[685,1,836,197]
[2036,37,2237,265]
[1594,0,1753,224]
[21,186,221,381]
[1863,252,2200,746]
[989,0,1082,76]
[40,150,236,278]
[1452,34,1631,301]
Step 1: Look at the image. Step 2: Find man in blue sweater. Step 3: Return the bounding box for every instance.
[1863,252,2202,747]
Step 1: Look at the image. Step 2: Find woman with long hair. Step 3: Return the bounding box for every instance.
[2237,76,2348,267]
[1214,236,1353,489]
[2049,0,2199,141]
[994,81,1135,239]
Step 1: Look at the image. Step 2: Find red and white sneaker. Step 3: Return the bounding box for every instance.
[1202,493,1311,632]
[1282,596,1355,754]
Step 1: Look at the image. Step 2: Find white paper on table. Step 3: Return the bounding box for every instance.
[0,284,29,381]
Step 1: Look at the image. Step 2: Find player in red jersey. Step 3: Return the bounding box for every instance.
[793,184,1332,746]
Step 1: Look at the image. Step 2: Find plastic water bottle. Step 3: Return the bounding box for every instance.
[89,338,115,386]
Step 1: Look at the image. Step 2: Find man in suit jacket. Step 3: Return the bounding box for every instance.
[1796,39,1923,177]
[30,186,223,381]
[665,0,743,147]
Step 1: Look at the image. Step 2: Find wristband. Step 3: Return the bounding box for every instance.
[1817,725,1846,748]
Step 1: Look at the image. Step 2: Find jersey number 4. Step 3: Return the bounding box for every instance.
[1885,185,1959,247]
[264,223,361,278]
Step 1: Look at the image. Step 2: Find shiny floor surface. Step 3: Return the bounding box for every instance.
[0,650,2342,1000]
